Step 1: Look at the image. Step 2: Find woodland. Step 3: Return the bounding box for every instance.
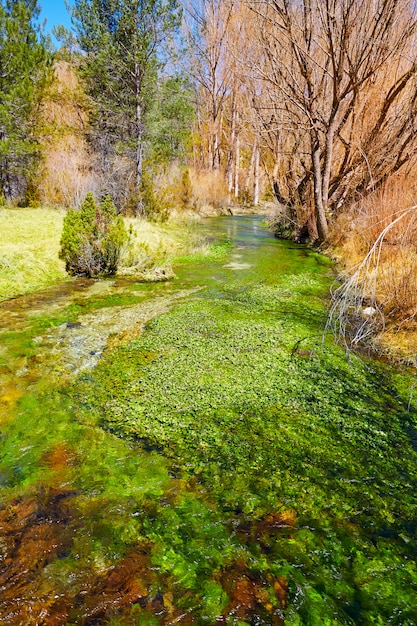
[2,0,417,351]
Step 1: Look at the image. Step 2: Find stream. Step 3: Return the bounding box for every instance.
[1,215,417,625]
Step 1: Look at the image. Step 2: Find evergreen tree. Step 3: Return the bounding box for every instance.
[147,74,194,164]
[59,192,128,277]
[71,0,182,214]
[0,0,50,201]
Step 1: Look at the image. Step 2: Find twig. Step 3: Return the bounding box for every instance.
[326,203,417,349]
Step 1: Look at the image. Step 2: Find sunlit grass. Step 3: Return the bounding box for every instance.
[121,216,205,274]
[0,207,67,301]
[0,208,204,301]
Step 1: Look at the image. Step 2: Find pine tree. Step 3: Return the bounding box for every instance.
[0,0,51,201]
[71,0,182,214]
[147,75,194,164]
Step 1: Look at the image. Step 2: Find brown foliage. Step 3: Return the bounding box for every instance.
[37,61,99,207]
[329,175,417,353]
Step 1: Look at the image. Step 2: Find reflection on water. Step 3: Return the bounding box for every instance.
[223,262,252,270]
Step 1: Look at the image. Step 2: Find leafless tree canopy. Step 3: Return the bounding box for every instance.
[245,0,417,240]
[35,0,417,235]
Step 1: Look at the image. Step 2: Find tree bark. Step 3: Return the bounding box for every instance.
[226,96,237,193]
[321,118,337,213]
[311,135,329,241]
[234,130,240,198]
[253,141,260,206]
[135,60,144,216]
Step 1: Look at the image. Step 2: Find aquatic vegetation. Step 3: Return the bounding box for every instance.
[71,234,417,623]
[0,216,416,624]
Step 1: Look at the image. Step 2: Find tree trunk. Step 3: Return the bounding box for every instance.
[253,141,260,206]
[0,127,11,199]
[226,96,237,193]
[213,113,221,170]
[208,119,220,170]
[210,87,221,170]
[234,130,240,198]
[311,137,329,242]
[321,118,337,213]
[136,100,143,189]
[245,142,256,193]
[135,61,144,216]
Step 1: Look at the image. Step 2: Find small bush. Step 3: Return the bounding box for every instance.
[23,180,42,208]
[140,170,170,222]
[180,168,193,210]
[59,193,128,277]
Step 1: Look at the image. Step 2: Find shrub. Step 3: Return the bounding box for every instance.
[22,180,41,207]
[59,193,128,277]
[140,169,170,222]
[180,168,193,210]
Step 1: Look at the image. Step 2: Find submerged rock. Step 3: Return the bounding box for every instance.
[37,287,201,377]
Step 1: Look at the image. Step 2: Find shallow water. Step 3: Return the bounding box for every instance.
[0,216,416,625]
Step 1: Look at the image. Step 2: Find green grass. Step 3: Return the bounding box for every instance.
[121,216,206,272]
[0,207,67,300]
[0,207,204,301]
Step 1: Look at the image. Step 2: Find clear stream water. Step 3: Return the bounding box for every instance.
[0,216,416,625]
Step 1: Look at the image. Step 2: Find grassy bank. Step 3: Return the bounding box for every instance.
[0,207,67,300]
[0,207,202,301]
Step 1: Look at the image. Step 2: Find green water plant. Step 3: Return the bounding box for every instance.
[59,193,128,277]
[2,218,417,624]
[72,271,417,624]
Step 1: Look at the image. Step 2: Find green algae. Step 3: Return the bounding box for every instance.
[0,216,416,624]
[70,224,417,623]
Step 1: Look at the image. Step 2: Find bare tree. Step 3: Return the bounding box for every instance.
[183,0,236,171]
[249,0,417,241]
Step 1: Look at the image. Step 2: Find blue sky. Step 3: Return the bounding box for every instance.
[38,0,73,39]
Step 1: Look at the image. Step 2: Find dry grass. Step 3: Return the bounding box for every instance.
[329,176,417,359]
[0,207,204,301]
[189,168,231,212]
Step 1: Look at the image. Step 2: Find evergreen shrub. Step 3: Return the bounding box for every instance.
[59,193,127,277]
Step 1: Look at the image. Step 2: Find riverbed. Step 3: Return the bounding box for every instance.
[0,216,416,624]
